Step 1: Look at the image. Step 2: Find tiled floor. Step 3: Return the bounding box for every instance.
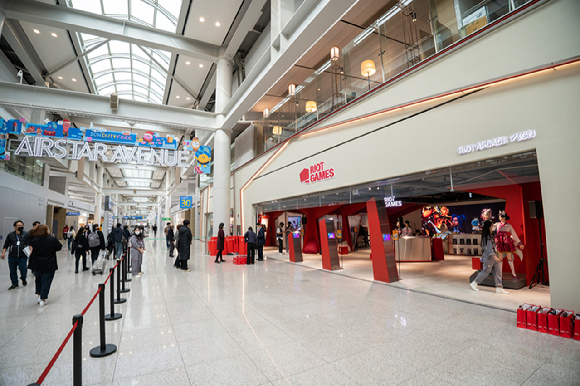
[265,247,551,311]
[0,240,578,386]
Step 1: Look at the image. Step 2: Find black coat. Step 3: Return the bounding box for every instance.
[257,228,265,246]
[217,229,225,251]
[111,227,123,243]
[167,227,175,242]
[3,231,29,257]
[28,235,62,272]
[178,226,192,260]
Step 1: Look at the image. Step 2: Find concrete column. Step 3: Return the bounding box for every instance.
[94,166,104,226]
[0,11,5,41]
[43,163,50,188]
[270,0,294,56]
[49,176,69,195]
[213,129,231,236]
[216,58,233,114]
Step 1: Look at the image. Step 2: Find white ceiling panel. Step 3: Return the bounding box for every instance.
[183,0,244,45]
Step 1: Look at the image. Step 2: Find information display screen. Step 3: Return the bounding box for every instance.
[293,233,300,239]
[327,232,336,239]
[383,234,391,241]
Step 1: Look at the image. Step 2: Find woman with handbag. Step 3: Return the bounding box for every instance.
[130,226,146,277]
[28,225,62,306]
[470,215,509,294]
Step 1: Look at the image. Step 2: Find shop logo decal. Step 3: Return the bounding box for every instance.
[300,162,335,184]
[457,129,536,155]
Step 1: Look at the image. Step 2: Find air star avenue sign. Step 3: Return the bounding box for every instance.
[300,162,335,184]
[14,137,192,167]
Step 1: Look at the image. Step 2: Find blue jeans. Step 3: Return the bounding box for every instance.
[166,239,171,248]
[67,238,73,250]
[8,256,28,285]
[35,271,55,300]
[115,242,123,259]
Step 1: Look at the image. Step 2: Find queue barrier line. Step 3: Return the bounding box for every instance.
[30,253,129,385]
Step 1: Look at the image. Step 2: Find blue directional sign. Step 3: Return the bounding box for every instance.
[180,196,192,209]
[67,212,81,216]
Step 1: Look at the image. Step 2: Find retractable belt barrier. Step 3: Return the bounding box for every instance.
[28,254,130,386]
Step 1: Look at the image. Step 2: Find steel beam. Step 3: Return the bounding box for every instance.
[1,0,220,62]
[103,163,167,172]
[46,38,110,78]
[223,0,268,58]
[1,19,45,85]
[102,188,167,196]
[0,82,218,130]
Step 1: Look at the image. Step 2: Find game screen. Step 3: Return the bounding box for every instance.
[288,216,302,232]
[327,232,336,239]
[383,234,391,241]
[293,233,300,239]
[421,202,505,237]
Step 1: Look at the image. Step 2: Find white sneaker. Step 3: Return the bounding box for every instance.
[39,300,46,307]
[37,295,41,304]
[496,287,509,294]
[470,281,479,291]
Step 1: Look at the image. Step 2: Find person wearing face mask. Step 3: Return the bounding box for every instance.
[72,226,90,273]
[1,220,30,290]
[130,226,146,277]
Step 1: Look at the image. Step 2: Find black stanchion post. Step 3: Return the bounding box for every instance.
[120,256,131,293]
[72,314,83,386]
[127,247,132,273]
[106,268,123,320]
[114,262,128,303]
[90,284,117,357]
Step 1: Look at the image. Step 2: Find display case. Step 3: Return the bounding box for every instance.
[448,234,482,256]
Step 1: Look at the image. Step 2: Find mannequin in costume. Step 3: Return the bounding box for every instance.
[494,211,524,278]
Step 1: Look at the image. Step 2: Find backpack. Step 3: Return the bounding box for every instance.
[88,232,100,248]
[67,230,73,238]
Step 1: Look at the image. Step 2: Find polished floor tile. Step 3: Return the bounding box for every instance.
[0,240,578,386]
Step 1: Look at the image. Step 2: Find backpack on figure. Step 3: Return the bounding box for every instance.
[88,232,100,248]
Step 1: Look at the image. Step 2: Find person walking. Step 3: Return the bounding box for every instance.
[122,225,131,256]
[28,225,62,306]
[470,219,509,294]
[257,223,266,261]
[152,224,158,237]
[66,227,75,252]
[167,225,175,257]
[62,224,69,245]
[177,220,192,272]
[164,222,172,248]
[173,224,182,268]
[72,227,89,273]
[244,226,257,265]
[277,222,284,255]
[215,223,225,263]
[1,220,30,290]
[130,226,145,277]
[88,224,105,265]
[111,223,123,260]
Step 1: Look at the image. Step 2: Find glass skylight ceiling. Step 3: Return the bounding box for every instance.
[68,0,180,104]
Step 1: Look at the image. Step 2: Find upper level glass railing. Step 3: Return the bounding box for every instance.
[251,0,532,156]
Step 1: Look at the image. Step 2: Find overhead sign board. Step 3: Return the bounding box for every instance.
[300,162,335,184]
[180,196,193,209]
[162,217,171,221]
[67,211,81,216]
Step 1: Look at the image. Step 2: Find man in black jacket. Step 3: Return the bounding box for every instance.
[88,224,106,264]
[1,220,29,290]
[111,223,124,260]
[167,225,175,257]
[177,220,192,272]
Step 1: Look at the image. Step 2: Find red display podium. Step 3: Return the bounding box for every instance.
[319,219,341,270]
[366,198,398,283]
[288,232,303,262]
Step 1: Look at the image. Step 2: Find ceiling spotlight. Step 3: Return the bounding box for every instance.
[186,61,190,65]
[72,78,77,82]
[33,29,40,34]
[199,64,203,68]
[51,32,58,37]
[176,96,180,98]
[411,11,417,22]
[215,22,220,27]
[58,76,63,80]
[199,17,205,22]
[186,97,191,100]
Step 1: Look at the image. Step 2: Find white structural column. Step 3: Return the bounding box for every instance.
[165,173,172,224]
[94,165,104,226]
[270,0,294,54]
[215,58,232,114]
[214,57,233,236]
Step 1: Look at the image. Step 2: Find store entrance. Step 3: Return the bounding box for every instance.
[258,151,549,310]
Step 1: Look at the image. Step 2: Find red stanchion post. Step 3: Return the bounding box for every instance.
[90,284,117,358]
[72,314,83,386]
[106,268,123,319]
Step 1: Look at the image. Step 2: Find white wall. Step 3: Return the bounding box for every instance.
[234,124,255,168]
[245,23,271,77]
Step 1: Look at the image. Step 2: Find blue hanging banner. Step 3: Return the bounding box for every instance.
[180,196,192,209]
[85,128,137,145]
[137,131,179,150]
[195,146,211,174]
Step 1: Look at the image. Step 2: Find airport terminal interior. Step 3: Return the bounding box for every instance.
[0,0,579,385]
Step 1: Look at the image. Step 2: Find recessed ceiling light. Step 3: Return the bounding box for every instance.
[33,29,40,34]
[51,33,58,37]
[199,64,203,68]
[186,61,190,65]
[199,17,205,22]
[176,96,180,98]
[72,78,77,82]
[186,97,191,100]
[58,76,63,80]
[215,22,220,27]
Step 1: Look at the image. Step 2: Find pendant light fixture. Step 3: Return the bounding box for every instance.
[273,126,282,135]
[263,108,269,118]
[288,83,296,96]
[330,46,340,61]
[361,60,376,90]
[305,101,317,113]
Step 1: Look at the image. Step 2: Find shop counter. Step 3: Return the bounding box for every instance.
[448,234,482,256]
[395,236,431,262]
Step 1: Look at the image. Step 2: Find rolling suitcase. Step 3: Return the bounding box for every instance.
[91,251,107,275]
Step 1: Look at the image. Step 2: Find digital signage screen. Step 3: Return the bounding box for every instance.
[383,234,391,241]
[327,232,336,239]
[293,233,300,239]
